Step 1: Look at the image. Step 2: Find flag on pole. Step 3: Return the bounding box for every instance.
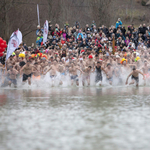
[37,4,40,26]
[43,20,48,44]
[6,29,22,61]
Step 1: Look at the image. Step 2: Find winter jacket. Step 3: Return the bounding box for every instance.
[116,21,122,28]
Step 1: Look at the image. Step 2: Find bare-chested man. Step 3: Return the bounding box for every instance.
[105,63,114,85]
[58,61,65,85]
[32,62,42,80]
[41,57,48,74]
[140,60,150,79]
[78,57,86,71]
[86,55,95,68]
[6,55,15,70]
[20,60,34,85]
[7,66,18,88]
[43,59,58,86]
[126,66,145,87]
[82,66,93,86]
[69,62,83,86]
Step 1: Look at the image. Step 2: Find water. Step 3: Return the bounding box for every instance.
[0,86,150,150]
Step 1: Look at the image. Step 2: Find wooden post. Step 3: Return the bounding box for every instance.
[112,36,115,55]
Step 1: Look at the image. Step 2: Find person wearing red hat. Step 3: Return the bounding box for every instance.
[86,55,95,68]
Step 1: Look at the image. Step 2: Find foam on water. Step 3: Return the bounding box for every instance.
[0,68,147,90]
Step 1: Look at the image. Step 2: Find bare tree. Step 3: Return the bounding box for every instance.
[90,0,112,27]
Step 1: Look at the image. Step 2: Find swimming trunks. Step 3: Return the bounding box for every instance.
[61,72,65,76]
[144,73,149,78]
[82,75,90,81]
[32,75,41,80]
[23,74,32,81]
[8,78,17,85]
[71,75,79,81]
[50,75,56,78]
[95,74,102,83]
[131,75,139,83]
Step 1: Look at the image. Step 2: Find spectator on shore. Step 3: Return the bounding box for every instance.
[36,25,43,36]
[116,18,122,28]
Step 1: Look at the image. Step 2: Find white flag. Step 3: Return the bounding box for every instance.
[37,4,40,26]
[6,29,22,61]
[43,20,48,44]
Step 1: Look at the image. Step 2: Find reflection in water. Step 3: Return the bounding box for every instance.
[0,87,150,150]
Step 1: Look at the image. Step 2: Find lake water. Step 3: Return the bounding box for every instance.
[0,86,150,150]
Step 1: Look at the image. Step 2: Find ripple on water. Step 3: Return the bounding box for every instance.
[0,87,150,150]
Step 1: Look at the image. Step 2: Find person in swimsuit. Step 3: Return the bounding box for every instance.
[140,60,150,85]
[7,66,18,88]
[126,66,145,87]
[105,63,114,85]
[69,62,83,86]
[43,59,58,86]
[93,61,107,86]
[58,61,65,85]
[32,62,42,80]
[20,60,35,85]
[82,66,93,86]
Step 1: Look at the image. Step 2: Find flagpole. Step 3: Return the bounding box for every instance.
[37,4,40,26]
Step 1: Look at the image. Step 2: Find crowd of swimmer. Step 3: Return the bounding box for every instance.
[1,19,150,88]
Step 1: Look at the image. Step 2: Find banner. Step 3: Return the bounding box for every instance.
[37,4,40,26]
[43,20,48,44]
[6,29,22,61]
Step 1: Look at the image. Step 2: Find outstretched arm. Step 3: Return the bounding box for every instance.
[20,65,26,74]
[92,66,95,73]
[101,67,107,75]
[126,72,133,84]
[77,67,83,76]
[138,70,145,80]
[43,66,51,75]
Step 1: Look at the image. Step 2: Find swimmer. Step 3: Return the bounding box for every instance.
[105,63,114,85]
[82,66,93,86]
[32,62,42,80]
[69,62,83,86]
[7,66,18,88]
[20,60,35,85]
[43,59,58,86]
[86,55,95,68]
[94,61,107,86]
[58,61,65,85]
[126,66,145,87]
[140,60,150,85]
